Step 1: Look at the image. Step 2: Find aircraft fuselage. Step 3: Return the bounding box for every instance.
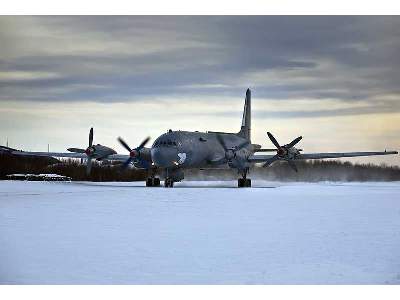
[150,130,253,169]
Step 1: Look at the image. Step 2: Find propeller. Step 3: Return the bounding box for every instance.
[67,127,96,175]
[263,132,302,172]
[118,136,150,169]
[215,134,249,169]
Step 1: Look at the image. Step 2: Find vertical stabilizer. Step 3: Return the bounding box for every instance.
[238,88,251,141]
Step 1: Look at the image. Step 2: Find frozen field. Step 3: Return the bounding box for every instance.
[1,180,400,284]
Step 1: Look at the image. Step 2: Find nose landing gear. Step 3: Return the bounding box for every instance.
[162,168,183,188]
[164,178,174,187]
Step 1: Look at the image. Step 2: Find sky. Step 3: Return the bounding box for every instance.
[0,16,399,165]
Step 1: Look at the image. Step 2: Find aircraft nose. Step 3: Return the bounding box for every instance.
[151,146,178,168]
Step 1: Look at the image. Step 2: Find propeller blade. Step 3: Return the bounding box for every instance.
[86,158,93,175]
[118,137,132,152]
[262,155,279,167]
[267,132,280,149]
[121,157,133,169]
[89,127,94,147]
[286,136,302,148]
[216,134,228,151]
[67,148,86,153]
[287,160,298,172]
[137,136,150,151]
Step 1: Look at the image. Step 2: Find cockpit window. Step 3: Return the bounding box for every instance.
[154,139,178,147]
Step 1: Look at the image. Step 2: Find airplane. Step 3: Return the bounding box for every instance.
[3,89,398,187]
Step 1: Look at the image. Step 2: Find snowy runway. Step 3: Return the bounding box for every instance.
[1,180,400,284]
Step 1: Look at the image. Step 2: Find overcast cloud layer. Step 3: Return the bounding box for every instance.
[0,16,399,165]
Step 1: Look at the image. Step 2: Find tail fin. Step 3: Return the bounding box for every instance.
[238,88,251,141]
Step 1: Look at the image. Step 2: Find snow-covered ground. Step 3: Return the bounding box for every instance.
[1,180,400,284]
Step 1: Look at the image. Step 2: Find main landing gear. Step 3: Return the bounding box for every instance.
[163,168,183,188]
[238,178,251,187]
[238,169,251,187]
[146,177,161,187]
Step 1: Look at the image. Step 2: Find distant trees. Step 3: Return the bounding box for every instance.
[0,153,59,179]
[1,153,399,182]
[0,154,148,181]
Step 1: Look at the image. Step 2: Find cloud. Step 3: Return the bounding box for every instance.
[0,16,399,107]
[0,70,61,81]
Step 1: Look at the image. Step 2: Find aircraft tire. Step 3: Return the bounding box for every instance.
[245,178,251,187]
[238,178,244,187]
[146,177,161,187]
[238,178,251,187]
[164,178,174,188]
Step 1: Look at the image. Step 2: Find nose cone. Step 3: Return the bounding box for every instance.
[151,146,178,168]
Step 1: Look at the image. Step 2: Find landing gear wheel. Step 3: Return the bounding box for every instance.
[146,177,161,187]
[238,178,251,187]
[164,178,174,188]
[238,178,244,187]
[153,177,160,186]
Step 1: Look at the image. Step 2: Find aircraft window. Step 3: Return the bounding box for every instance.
[156,140,178,146]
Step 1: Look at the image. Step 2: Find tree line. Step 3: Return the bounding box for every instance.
[0,154,147,181]
[1,153,399,182]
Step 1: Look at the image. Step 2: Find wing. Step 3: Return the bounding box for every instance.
[107,154,131,161]
[6,150,87,159]
[297,151,398,160]
[2,149,131,161]
[248,151,397,163]
[247,154,276,162]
